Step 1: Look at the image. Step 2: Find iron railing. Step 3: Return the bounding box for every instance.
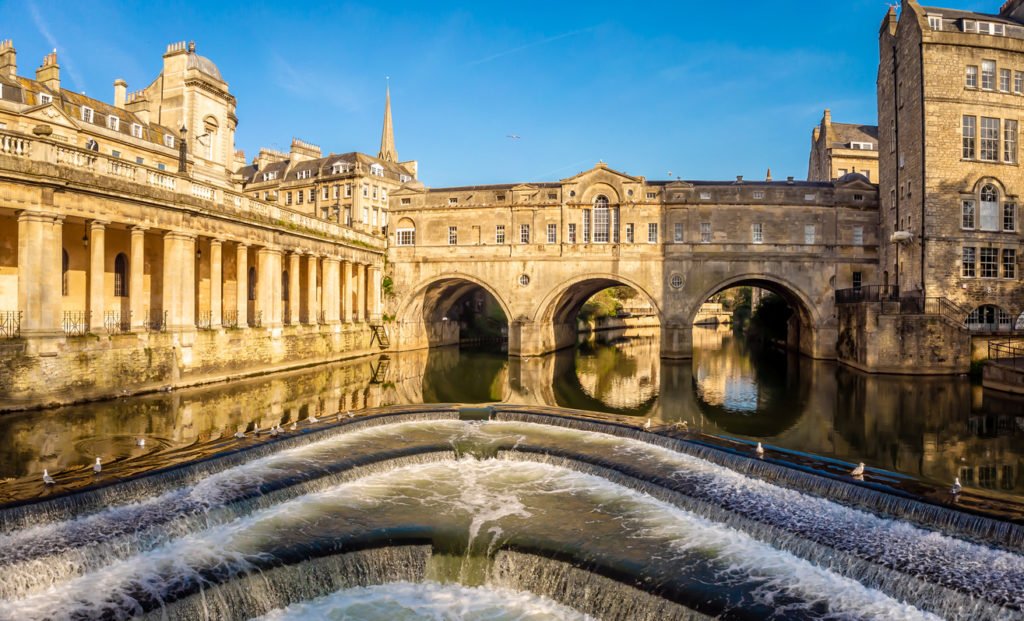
[145,310,167,333]
[317,310,327,325]
[989,339,1024,369]
[62,311,91,336]
[197,310,213,331]
[835,285,900,304]
[0,311,21,339]
[250,310,263,328]
[224,309,239,328]
[104,311,132,335]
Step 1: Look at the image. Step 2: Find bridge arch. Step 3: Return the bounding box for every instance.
[392,272,513,350]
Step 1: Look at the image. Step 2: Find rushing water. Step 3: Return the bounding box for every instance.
[1,326,1019,503]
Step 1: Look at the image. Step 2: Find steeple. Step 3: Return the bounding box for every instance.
[378,81,397,162]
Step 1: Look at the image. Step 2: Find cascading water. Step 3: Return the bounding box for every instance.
[0,411,1021,621]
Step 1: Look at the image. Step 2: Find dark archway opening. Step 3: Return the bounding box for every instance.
[418,278,508,352]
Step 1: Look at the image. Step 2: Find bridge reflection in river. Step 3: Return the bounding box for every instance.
[0,325,1021,499]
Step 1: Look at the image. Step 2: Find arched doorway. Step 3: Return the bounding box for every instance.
[965,304,1012,331]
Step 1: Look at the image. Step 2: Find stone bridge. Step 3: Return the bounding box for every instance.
[386,164,880,359]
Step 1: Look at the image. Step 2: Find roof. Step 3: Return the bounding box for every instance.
[427,183,560,192]
[921,6,1020,25]
[236,150,415,185]
[186,53,224,82]
[831,123,878,147]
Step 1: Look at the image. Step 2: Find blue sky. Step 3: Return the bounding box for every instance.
[3,1,993,186]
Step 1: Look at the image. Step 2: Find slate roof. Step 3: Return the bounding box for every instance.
[922,6,1020,25]
[238,151,415,185]
[831,123,878,149]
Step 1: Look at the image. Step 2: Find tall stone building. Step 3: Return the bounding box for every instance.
[807,109,879,182]
[878,0,1024,329]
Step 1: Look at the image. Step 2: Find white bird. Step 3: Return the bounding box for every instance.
[290,422,297,431]
[135,438,145,447]
[347,410,354,419]
[507,134,521,139]
[308,415,318,424]
[950,477,962,495]
[253,423,260,435]
[42,469,55,485]
[755,442,764,458]
[93,458,102,474]
[234,429,246,439]
[850,462,865,477]
[270,426,279,437]
[643,418,652,431]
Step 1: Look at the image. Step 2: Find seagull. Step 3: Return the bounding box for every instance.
[253,423,260,435]
[347,410,354,419]
[643,418,652,431]
[290,422,297,431]
[42,469,55,485]
[308,415,318,424]
[135,438,145,447]
[270,426,279,437]
[755,442,764,458]
[950,477,962,495]
[234,429,246,439]
[93,458,102,474]
[850,462,865,477]
[507,134,520,139]
[672,421,688,432]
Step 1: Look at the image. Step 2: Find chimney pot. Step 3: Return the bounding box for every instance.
[113,79,127,108]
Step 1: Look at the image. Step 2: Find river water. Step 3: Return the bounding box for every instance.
[0,325,1020,501]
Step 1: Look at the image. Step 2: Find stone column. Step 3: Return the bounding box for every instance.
[288,251,301,325]
[181,235,196,330]
[130,226,147,332]
[323,257,341,323]
[88,220,106,332]
[306,253,319,324]
[257,247,283,328]
[17,211,64,345]
[340,260,353,322]
[162,232,196,332]
[236,243,249,328]
[369,266,382,322]
[356,263,367,322]
[210,239,223,329]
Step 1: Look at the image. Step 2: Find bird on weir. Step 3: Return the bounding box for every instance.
[950,477,963,496]
[234,429,246,439]
[42,469,55,485]
[136,438,145,447]
[850,462,865,477]
[643,418,652,431]
[270,426,279,437]
[347,410,354,419]
[308,415,318,424]
[93,458,102,474]
[755,442,765,458]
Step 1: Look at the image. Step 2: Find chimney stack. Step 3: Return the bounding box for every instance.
[766,168,772,182]
[0,40,15,80]
[113,79,127,108]
[35,49,59,93]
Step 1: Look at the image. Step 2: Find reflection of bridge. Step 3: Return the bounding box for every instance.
[388,164,879,359]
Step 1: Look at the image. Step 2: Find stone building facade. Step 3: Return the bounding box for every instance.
[0,41,390,408]
[807,109,879,182]
[878,0,1024,329]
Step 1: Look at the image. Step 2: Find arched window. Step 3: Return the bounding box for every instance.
[282,270,289,300]
[113,253,128,297]
[965,304,1012,331]
[980,183,1000,230]
[593,196,610,243]
[396,217,416,246]
[62,249,69,296]
[248,266,257,301]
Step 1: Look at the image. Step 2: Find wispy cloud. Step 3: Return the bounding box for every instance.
[270,53,362,112]
[26,0,85,91]
[467,28,594,67]
[531,157,592,182]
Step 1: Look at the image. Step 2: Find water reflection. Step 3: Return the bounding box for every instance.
[0,325,1021,499]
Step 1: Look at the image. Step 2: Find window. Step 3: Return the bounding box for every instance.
[700,222,711,243]
[854,194,864,201]
[890,120,896,153]
[39,93,52,104]
[567,223,577,243]
[373,186,378,200]
[646,192,656,199]
[981,247,999,277]
[285,192,293,206]
[519,274,530,287]
[296,170,311,180]
[520,224,530,244]
[804,193,816,201]
[753,191,764,199]
[345,183,352,198]
[370,163,384,177]
[674,222,684,243]
[309,189,315,203]
[838,168,848,177]
[363,184,369,198]
[323,186,330,200]
[962,200,976,228]
[582,209,591,243]
[648,222,658,243]
[981,184,999,230]
[593,196,610,243]
[928,15,942,30]
[547,192,557,200]
[333,185,340,199]
[396,228,415,246]
[805,225,816,244]
[752,222,763,244]
[981,117,1000,161]
[963,116,976,159]
[1005,120,1017,163]
[448,197,457,205]
[111,150,120,158]
[495,225,506,244]
[625,223,634,243]
[853,226,864,246]
[164,134,175,149]
[1004,202,1016,231]
[1004,249,1016,278]
[107,115,119,131]
[136,157,143,164]
[130,123,143,139]
[400,197,410,205]
[400,174,411,183]
[545,223,557,244]
[1000,69,1011,92]
[81,106,94,122]
[158,163,166,171]
[1016,72,1024,94]
[448,226,458,245]
[853,271,863,290]
[700,192,711,200]
[332,162,351,174]
[382,188,387,202]
[963,247,976,277]
[982,60,996,89]
[297,190,303,205]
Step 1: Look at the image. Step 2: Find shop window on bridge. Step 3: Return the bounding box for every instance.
[582,210,591,243]
[547,223,557,244]
[520,223,530,244]
[965,304,1012,331]
[567,223,576,243]
[113,253,128,297]
[675,222,685,243]
[448,226,458,245]
[648,222,658,243]
[625,223,634,243]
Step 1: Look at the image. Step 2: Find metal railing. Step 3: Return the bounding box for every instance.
[989,339,1024,369]
[835,285,900,304]
[62,311,91,336]
[223,309,239,328]
[104,311,132,335]
[317,310,327,325]
[145,310,167,333]
[197,310,213,331]
[250,310,263,328]
[0,311,21,339]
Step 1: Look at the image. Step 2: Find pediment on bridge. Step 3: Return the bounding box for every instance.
[665,180,695,190]
[392,181,427,196]
[560,162,642,185]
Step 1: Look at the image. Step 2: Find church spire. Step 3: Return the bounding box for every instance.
[378,80,397,162]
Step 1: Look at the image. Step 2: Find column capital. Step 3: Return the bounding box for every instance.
[164,230,196,242]
[289,248,304,256]
[89,219,110,231]
[16,209,64,224]
[130,224,149,234]
[257,246,283,257]
[210,238,224,246]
